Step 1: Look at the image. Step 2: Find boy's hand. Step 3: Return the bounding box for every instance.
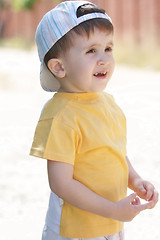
[113,192,156,222]
[132,178,159,207]
[126,156,159,209]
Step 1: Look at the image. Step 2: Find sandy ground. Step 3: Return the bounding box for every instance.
[0,47,160,240]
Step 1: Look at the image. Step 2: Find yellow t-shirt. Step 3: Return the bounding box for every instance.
[30,92,128,238]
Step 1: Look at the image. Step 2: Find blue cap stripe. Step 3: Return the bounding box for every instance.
[70,2,78,24]
[47,14,59,41]
[50,11,63,37]
[40,21,49,52]
[38,25,47,58]
[71,1,76,14]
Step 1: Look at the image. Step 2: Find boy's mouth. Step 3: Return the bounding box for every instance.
[93,71,107,78]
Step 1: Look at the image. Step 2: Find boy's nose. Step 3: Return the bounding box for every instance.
[97,54,108,66]
[97,60,105,66]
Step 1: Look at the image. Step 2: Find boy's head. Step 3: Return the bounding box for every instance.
[36,1,114,92]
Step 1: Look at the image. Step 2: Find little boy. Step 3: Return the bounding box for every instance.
[30,1,158,240]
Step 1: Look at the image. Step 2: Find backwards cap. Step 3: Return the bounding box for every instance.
[35,1,112,92]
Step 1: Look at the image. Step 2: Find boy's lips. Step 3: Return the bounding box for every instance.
[93,71,107,78]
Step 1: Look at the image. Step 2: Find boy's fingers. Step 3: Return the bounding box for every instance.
[132,196,141,205]
[134,190,159,212]
[135,199,155,212]
[146,192,153,201]
[128,192,137,203]
[154,190,159,203]
[138,186,146,194]
[145,185,154,201]
[153,189,159,202]
[148,190,159,208]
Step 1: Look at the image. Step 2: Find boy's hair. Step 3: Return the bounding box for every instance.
[44,18,113,67]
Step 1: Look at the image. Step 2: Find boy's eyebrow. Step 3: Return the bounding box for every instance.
[85,41,114,49]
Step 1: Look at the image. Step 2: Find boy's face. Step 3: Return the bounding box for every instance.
[60,28,115,93]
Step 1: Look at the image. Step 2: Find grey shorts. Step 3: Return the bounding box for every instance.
[42,225,125,240]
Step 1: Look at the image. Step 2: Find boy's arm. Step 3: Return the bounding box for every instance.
[47,160,154,222]
[126,156,158,204]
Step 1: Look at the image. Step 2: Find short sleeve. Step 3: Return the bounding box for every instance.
[30,117,78,165]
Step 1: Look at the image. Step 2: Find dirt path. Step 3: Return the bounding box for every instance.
[0,48,160,240]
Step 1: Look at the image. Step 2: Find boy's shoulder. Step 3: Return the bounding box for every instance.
[39,93,76,122]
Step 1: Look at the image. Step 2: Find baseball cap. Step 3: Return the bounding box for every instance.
[35,1,112,92]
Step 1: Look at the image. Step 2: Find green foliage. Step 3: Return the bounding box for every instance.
[0,0,7,8]
[0,0,4,8]
[12,0,37,10]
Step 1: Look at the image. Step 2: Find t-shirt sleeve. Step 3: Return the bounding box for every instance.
[30,117,78,165]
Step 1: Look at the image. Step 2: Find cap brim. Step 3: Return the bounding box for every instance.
[40,62,60,92]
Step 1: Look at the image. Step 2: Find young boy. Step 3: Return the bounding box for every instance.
[30,1,158,239]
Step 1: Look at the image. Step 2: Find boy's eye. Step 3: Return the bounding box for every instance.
[105,47,112,52]
[86,49,95,54]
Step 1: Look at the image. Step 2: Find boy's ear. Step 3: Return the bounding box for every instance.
[47,58,66,78]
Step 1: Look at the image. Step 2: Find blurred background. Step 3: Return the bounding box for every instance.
[1,0,160,69]
[0,1,160,240]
